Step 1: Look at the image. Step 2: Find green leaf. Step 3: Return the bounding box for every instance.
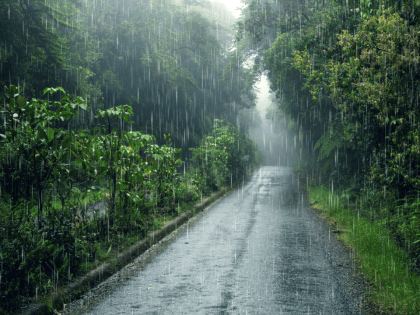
[38,128,48,142]
[16,95,26,108]
[43,87,54,95]
[106,244,112,256]
[55,130,64,139]
[55,87,66,94]
[46,128,54,142]
[61,136,72,150]
[79,102,87,110]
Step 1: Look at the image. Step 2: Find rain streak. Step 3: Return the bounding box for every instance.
[1,0,420,314]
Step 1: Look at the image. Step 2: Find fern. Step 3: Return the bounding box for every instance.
[314,125,344,162]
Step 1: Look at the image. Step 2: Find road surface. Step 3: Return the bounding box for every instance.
[78,166,366,314]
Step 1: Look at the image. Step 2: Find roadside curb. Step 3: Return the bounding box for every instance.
[18,168,258,315]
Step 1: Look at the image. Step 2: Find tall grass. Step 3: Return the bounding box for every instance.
[309,185,420,314]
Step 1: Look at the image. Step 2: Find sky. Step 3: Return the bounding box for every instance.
[215,0,244,18]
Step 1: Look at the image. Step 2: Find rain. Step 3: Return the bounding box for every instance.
[1,0,420,314]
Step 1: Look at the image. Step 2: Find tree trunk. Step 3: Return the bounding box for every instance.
[37,185,43,231]
[110,168,117,226]
[124,170,130,216]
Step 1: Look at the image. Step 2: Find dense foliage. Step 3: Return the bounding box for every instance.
[0,0,256,156]
[189,119,263,191]
[236,0,420,305]
[0,84,262,313]
[0,0,264,312]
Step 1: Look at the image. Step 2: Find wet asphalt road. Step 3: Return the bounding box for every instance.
[83,166,366,314]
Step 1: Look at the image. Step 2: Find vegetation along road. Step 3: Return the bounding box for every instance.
[62,166,368,314]
[4,0,420,312]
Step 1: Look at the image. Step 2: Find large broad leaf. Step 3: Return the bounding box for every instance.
[61,135,72,150]
[38,128,48,142]
[43,87,66,95]
[78,101,87,110]
[46,128,54,142]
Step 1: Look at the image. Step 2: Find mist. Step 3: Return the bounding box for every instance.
[246,74,295,166]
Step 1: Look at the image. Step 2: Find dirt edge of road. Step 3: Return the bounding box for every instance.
[17,168,260,315]
[301,184,376,313]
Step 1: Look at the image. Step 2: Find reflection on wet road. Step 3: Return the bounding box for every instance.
[85,166,364,314]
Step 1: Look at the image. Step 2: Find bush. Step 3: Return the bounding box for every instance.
[175,179,201,204]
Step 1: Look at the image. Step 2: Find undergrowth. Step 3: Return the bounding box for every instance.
[0,111,262,314]
[309,184,420,314]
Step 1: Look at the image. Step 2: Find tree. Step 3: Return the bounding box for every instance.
[0,85,87,229]
[293,8,420,193]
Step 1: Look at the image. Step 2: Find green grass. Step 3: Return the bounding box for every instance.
[309,185,420,314]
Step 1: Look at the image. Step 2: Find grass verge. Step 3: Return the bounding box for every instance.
[309,185,420,314]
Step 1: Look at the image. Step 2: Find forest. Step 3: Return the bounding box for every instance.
[1,0,420,313]
[0,0,263,312]
[236,0,420,312]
